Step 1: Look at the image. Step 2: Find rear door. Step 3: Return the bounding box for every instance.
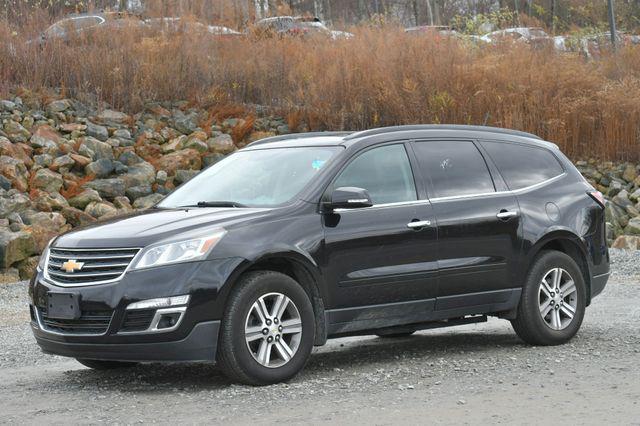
[411,139,522,313]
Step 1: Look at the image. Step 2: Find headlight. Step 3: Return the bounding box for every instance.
[130,229,226,270]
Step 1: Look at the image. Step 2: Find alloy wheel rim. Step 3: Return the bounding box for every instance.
[538,267,578,331]
[244,292,302,368]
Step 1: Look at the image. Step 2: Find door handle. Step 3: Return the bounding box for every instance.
[407,220,431,229]
[496,210,518,220]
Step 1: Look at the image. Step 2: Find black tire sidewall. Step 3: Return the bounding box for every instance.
[225,272,315,384]
[522,251,586,344]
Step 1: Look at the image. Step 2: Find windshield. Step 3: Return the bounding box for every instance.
[158,146,341,208]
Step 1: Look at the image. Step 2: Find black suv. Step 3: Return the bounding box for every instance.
[29,125,610,385]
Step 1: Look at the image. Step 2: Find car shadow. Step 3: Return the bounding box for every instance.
[49,329,524,393]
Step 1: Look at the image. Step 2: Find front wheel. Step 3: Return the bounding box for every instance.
[216,271,315,385]
[511,250,586,346]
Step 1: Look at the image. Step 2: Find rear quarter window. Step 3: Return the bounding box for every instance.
[481,141,564,190]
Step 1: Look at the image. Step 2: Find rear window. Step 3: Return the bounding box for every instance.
[481,141,564,190]
[413,141,495,198]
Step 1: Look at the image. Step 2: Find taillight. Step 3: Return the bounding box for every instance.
[587,190,606,208]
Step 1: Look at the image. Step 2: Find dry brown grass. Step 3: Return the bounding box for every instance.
[1,19,640,160]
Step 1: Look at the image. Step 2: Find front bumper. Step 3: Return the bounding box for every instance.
[33,320,220,362]
[29,257,244,362]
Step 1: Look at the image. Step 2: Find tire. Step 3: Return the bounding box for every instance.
[216,270,316,385]
[76,359,138,370]
[511,250,586,346]
[376,331,415,338]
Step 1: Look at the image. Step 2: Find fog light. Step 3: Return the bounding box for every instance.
[157,312,182,329]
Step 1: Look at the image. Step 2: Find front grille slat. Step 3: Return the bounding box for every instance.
[48,270,123,278]
[38,307,112,335]
[46,247,140,285]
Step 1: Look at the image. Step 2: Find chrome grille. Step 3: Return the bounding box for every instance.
[46,247,140,286]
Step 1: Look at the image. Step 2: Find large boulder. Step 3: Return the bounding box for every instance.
[162,135,187,153]
[612,190,633,210]
[622,164,638,183]
[207,134,236,154]
[50,154,75,172]
[95,109,130,126]
[120,162,156,188]
[173,113,198,135]
[29,125,61,151]
[31,191,69,212]
[83,178,125,199]
[0,137,33,167]
[46,99,72,113]
[31,169,63,194]
[79,136,114,161]
[625,217,640,235]
[174,169,199,185]
[22,211,67,251]
[85,201,118,219]
[86,121,109,141]
[68,188,102,210]
[154,149,201,176]
[611,235,640,250]
[61,206,96,227]
[0,229,36,268]
[85,158,114,178]
[125,185,152,200]
[0,192,31,219]
[3,120,31,143]
[0,267,20,284]
[16,255,40,280]
[133,193,164,209]
[0,156,29,192]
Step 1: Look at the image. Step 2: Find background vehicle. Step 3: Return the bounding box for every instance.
[480,27,552,48]
[144,17,242,38]
[29,125,609,386]
[254,16,353,39]
[34,12,145,44]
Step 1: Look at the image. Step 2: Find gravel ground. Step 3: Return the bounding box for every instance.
[1,250,638,424]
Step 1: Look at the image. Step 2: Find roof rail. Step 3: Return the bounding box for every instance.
[344,125,542,141]
[247,131,353,147]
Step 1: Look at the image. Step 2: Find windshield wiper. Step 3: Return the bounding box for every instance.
[179,201,248,208]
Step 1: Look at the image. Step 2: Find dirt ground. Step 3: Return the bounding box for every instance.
[1,272,639,425]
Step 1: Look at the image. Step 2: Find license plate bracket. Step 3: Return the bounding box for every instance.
[47,292,81,320]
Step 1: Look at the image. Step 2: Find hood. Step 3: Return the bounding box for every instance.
[54,207,272,249]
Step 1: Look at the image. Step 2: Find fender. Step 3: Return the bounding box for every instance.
[522,227,591,296]
[525,227,588,264]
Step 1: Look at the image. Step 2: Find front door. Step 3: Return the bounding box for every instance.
[411,140,521,313]
[321,143,438,332]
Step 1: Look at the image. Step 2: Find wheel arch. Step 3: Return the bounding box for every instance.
[220,252,328,346]
[525,230,592,305]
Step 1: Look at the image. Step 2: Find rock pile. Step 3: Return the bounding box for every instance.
[576,161,640,246]
[0,94,290,282]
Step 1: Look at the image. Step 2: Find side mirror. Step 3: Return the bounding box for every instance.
[328,187,373,210]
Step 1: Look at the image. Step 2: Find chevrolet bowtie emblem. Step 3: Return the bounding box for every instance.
[61,259,84,273]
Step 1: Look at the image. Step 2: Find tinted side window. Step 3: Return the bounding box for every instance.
[481,141,564,190]
[413,141,495,198]
[333,144,417,204]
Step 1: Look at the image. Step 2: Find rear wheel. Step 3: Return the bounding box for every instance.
[76,359,138,370]
[216,271,315,385]
[511,250,586,346]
